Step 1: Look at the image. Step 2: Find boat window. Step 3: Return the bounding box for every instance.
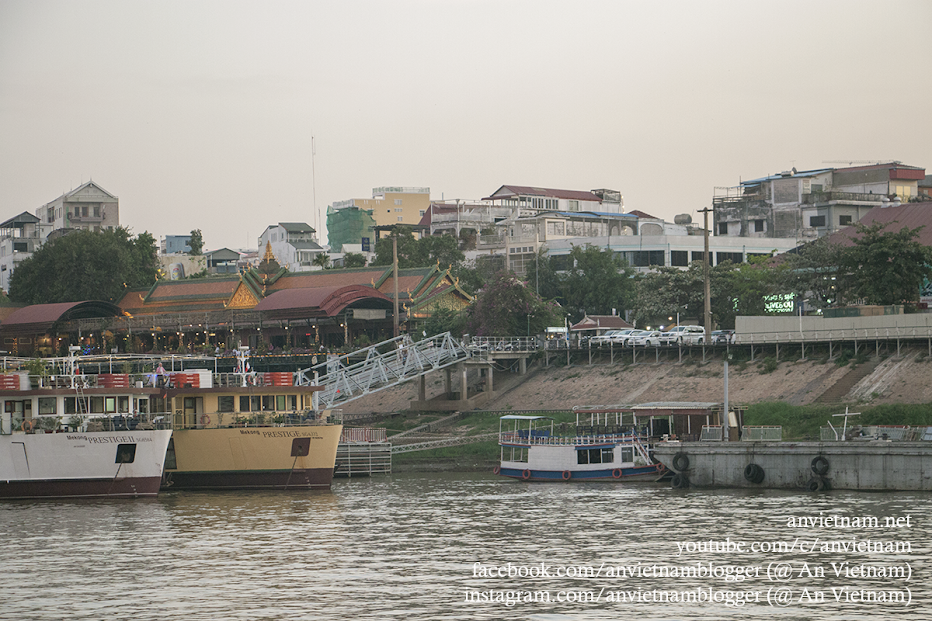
[251,396,261,411]
[218,396,234,412]
[262,396,274,411]
[150,396,167,416]
[588,448,602,464]
[64,397,78,415]
[621,447,634,463]
[115,444,136,464]
[90,397,104,414]
[105,397,117,414]
[288,395,297,410]
[239,396,250,412]
[577,450,589,465]
[602,448,614,463]
[509,447,528,463]
[38,397,56,415]
[276,395,286,411]
[118,396,130,413]
[137,398,148,414]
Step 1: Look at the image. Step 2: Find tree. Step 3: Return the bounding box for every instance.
[559,245,636,321]
[523,248,562,302]
[779,237,844,309]
[312,252,331,269]
[188,229,203,255]
[371,228,465,270]
[835,223,932,306]
[9,227,159,304]
[464,271,564,337]
[343,252,366,268]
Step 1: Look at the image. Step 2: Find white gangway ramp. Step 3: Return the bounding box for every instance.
[294,332,471,409]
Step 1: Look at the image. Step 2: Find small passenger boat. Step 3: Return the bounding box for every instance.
[495,410,667,482]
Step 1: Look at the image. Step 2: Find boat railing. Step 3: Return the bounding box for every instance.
[499,431,649,446]
[7,370,303,391]
[172,408,341,430]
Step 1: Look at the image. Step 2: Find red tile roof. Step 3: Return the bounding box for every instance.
[827,201,932,247]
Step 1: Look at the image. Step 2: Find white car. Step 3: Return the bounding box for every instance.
[630,330,664,347]
[660,325,706,345]
[590,329,632,346]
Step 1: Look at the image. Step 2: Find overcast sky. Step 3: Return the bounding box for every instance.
[2,0,930,251]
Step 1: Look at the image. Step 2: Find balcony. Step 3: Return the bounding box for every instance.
[802,191,887,205]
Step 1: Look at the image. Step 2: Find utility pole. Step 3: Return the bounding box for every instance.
[699,207,713,340]
[393,233,400,338]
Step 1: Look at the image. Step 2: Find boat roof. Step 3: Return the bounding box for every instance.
[499,415,553,420]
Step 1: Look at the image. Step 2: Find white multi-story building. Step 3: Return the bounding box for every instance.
[258,222,324,271]
[0,212,50,291]
[35,181,120,233]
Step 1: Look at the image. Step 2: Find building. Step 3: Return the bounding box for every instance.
[35,181,120,234]
[0,212,49,292]
[484,185,624,215]
[257,222,324,271]
[713,162,926,240]
[161,235,192,255]
[327,187,431,252]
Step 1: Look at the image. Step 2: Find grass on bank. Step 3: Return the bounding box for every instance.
[745,402,932,440]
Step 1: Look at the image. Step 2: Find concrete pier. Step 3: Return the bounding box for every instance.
[653,441,932,491]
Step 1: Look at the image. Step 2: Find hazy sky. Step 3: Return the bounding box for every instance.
[2,0,930,251]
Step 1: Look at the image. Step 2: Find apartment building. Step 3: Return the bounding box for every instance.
[258,222,324,271]
[35,181,120,233]
[713,162,926,240]
[327,187,431,251]
[0,212,50,291]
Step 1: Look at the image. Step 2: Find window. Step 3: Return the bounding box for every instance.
[568,200,578,211]
[718,222,728,235]
[219,396,234,412]
[692,251,710,264]
[671,250,689,267]
[419,210,425,216]
[632,251,664,267]
[397,216,403,222]
[754,220,764,232]
[839,215,852,226]
[38,397,56,415]
[394,208,403,212]
[809,215,826,227]
[716,252,744,265]
[621,447,634,463]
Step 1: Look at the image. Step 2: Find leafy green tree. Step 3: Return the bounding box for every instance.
[312,253,331,269]
[421,305,468,338]
[524,248,562,301]
[559,245,635,321]
[9,228,159,304]
[779,237,844,309]
[835,223,932,305]
[464,272,564,337]
[343,252,366,268]
[188,229,203,255]
[372,228,465,270]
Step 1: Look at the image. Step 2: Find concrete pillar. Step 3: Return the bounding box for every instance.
[487,364,493,393]
[519,356,527,375]
[418,375,426,402]
[444,368,452,397]
[459,363,468,404]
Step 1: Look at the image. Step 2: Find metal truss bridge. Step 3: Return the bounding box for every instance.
[295,332,470,409]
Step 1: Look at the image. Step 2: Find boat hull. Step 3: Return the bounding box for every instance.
[163,425,343,491]
[0,430,173,499]
[498,463,666,482]
[653,441,932,491]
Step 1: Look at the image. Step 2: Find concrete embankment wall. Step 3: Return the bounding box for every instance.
[653,441,932,491]
[737,313,932,341]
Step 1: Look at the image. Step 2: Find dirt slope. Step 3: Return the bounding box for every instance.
[340,347,932,415]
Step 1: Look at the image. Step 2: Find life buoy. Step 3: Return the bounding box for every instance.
[562,470,571,481]
[672,452,690,471]
[612,468,623,479]
[199,414,211,426]
[521,469,531,480]
[22,419,34,432]
[492,465,500,475]
[811,455,829,476]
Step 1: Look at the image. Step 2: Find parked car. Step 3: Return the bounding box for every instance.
[630,330,664,347]
[660,325,706,345]
[712,329,735,344]
[589,329,634,346]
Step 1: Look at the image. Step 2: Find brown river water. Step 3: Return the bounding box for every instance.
[2,472,929,620]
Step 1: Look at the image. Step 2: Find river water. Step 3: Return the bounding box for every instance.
[2,472,929,620]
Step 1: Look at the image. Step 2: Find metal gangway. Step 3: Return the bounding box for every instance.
[295,332,471,409]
